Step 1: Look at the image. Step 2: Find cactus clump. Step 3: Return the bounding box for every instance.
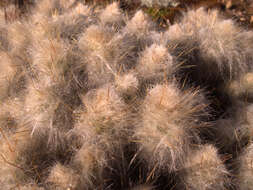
[1,0,253,189]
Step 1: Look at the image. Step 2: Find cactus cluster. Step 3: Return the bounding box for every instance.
[1,0,253,189]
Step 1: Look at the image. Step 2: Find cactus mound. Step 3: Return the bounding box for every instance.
[1,0,253,189]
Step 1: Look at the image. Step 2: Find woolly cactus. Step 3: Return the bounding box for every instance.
[181,144,229,190]
[136,43,175,82]
[166,8,253,85]
[99,2,123,25]
[0,0,253,189]
[115,72,139,97]
[134,83,208,172]
[71,85,132,188]
[47,163,79,189]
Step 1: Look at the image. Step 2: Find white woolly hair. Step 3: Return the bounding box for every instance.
[99,2,123,25]
[1,119,75,189]
[45,3,92,41]
[115,72,139,97]
[182,144,229,190]
[166,8,253,81]
[135,83,207,172]
[79,24,113,53]
[29,13,52,40]
[74,85,129,143]
[30,17,87,90]
[126,10,152,36]
[24,81,72,148]
[47,162,79,189]
[237,143,253,190]
[30,7,86,41]
[72,85,130,187]
[7,21,32,60]
[73,142,107,188]
[32,37,68,85]
[24,81,57,126]
[2,1,251,189]
[71,3,91,15]
[136,43,175,80]
[78,24,116,87]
